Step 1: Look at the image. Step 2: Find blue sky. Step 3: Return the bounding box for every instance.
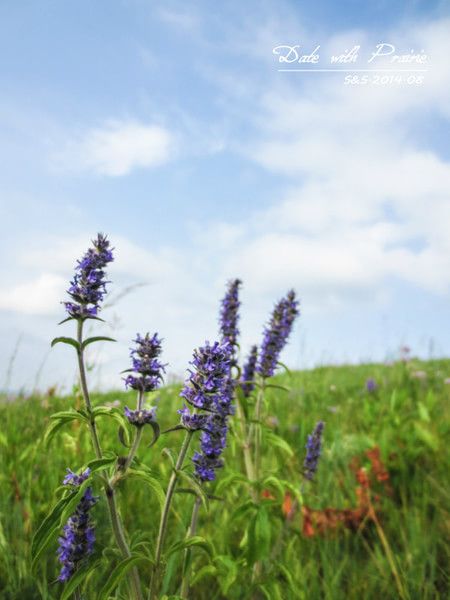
[1,1,449,391]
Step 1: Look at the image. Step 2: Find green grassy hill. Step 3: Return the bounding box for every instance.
[1,358,449,599]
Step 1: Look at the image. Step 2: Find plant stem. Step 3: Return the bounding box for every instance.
[180,495,202,599]
[251,378,265,585]
[235,397,256,488]
[76,319,102,459]
[123,427,143,472]
[76,319,143,600]
[148,430,194,600]
[369,501,408,600]
[253,379,265,485]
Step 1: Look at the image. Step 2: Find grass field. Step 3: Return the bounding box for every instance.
[1,357,449,599]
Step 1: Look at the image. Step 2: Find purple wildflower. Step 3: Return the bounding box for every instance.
[240,344,258,397]
[257,290,299,378]
[178,406,210,431]
[63,467,91,487]
[124,406,157,427]
[57,470,97,582]
[180,341,232,413]
[219,279,242,351]
[180,341,233,482]
[64,233,113,319]
[366,378,377,393]
[303,421,325,481]
[123,333,166,392]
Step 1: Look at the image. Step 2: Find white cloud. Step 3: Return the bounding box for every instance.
[0,273,66,315]
[56,120,174,176]
[214,17,450,301]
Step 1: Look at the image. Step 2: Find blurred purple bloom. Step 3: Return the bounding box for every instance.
[63,467,91,487]
[57,487,98,582]
[123,333,166,392]
[366,378,377,393]
[240,345,258,397]
[257,290,299,378]
[178,406,209,430]
[64,233,113,319]
[303,421,325,481]
[219,279,242,352]
[124,406,157,426]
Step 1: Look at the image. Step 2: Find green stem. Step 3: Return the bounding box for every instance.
[148,430,194,600]
[253,379,265,485]
[251,379,265,585]
[236,398,256,480]
[76,319,102,459]
[180,496,202,599]
[76,319,143,600]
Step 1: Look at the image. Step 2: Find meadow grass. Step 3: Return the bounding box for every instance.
[1,357,449,599]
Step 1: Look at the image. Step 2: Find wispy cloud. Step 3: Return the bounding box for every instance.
[55,120,174,176]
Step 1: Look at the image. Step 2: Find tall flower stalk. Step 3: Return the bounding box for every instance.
[252,290,299,482]
[54,234,144,600]
[149,340,232,600]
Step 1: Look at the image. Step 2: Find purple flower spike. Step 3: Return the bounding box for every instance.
[181,340,233,482]
[63,467,91,487]
[219,279,242,352]
[303,421,325,481]
[366,378,377,393]
[57,487,98,582]
[180,341,233,414]
[240,345,258,397]
[64,233,113,319]
[124,406,157,426]
[257,290,299,378]
[123,333,166,393]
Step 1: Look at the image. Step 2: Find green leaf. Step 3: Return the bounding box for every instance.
[81,336,116,350]
[50,336,80,350]
[216,472,251,495]
[418,401,430,422]
[146,420,160,448]
[214,555,238,595]
[167,536,214,560]
[93,406,131,445]
[50,409,88,423]
[247,506,271,564]
[276,361,292,377]
[176,469,209,511]
[43,419,69,448]
[44,410,89,447]
[60,558,101,600]
[265,432,294,457]
[98,555,151,600]
[261,475,285,501]
[58,316,74,325]
[59,480,92,525]
[31,489,78,572]
[118,425,131,448]
[126,469,165,513]
[85,456,116,476]
[161,447,176,467]
[414,423,438,451]
[190,565,217,586]
[264,384,290,392]
[230,499,257,522]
